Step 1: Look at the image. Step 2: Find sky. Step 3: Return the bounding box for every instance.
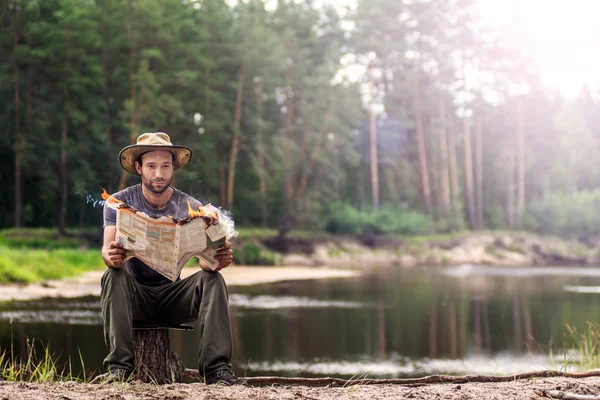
[477,0,600,98]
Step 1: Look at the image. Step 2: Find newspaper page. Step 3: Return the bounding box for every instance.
[177,219,226,272]
[114,206,229,281]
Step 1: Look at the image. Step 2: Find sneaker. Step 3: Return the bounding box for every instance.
[100,368,133,384]
[205,368,246,385]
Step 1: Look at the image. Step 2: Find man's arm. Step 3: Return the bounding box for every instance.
[102,226,127,269]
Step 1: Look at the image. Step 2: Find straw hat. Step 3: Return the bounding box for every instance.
[119,132,192,175]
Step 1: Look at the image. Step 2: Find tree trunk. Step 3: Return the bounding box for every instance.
[516,99,525,226]
[415,80,432,214]
[118,12,137,191]
[218,146,227,206]
[58,93,69,236]
[448,125,461,229]
[133,328,185,384]
[368,66,379,212]
[507,148,516,229]
[475,115,484,230]
[439,99,451,221]
[255,80,267,228]
[102,46,113,192]
[58,30,70,237]
[226,58,246,210]
[429,118,439,214]
[279,91,293,235]
[13,14,22,228]
[277,49,296,240]
[463,116,476,229]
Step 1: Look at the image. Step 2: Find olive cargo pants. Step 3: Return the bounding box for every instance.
[100,267,233,376]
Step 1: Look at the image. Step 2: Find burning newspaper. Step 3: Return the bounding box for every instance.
[103,191,236,281]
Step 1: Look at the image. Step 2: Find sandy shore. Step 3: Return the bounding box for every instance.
[0,266,360,302]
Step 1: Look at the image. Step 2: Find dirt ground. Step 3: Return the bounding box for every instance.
[2,376,600,400]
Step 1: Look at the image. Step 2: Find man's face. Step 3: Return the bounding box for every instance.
[135,150,174,194]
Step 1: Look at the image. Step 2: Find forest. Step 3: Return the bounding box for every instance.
[2,0,599,240]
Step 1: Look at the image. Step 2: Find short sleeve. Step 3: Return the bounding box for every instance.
[103,203,117,228]
[103,190,125,228]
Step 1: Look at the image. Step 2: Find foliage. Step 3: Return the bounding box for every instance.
[524,190,600,238]
[0,228,90,249]
[1,0,599,241]
[233,243,279,266]
[0,245,102,283]
[325,204,433,236]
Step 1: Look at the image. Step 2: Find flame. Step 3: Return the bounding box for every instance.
[101,188,124,208]
[187,201,219,221]
[187,201,206,218]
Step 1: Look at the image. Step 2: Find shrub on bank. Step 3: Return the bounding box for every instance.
[233,243,279,265]
[524,190,600,238]
[325,204,433,236]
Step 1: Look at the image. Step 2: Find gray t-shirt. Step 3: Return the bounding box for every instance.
[103,184,203,286]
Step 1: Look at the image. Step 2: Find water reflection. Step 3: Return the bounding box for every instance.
[1,266,600,378]
[246,353,552,377]
[230,294,368,309]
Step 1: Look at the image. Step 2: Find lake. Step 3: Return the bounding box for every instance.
[2,265,600,379]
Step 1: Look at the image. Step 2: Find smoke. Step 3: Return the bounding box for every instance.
[219,208,239,239]
[85,191,106,208]
[201,204,238,239]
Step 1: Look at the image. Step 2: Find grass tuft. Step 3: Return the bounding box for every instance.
[1,339,90,382]
[549,322,600,372]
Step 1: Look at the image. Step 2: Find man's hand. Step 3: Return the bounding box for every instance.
[103,241,127,269]
[214,240,233,271]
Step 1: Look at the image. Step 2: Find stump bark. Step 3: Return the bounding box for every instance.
[132,328,186,384]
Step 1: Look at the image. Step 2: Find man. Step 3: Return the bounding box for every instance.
[101,132,244,385]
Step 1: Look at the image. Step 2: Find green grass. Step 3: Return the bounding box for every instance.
[0,244,103,284]
[548,322,600,372]
[1,337,91,382]
[0,228,96,249]
[563,322,600,371]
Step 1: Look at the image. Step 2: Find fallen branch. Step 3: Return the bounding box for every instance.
[537,389,600,400]
[184,369,600,387]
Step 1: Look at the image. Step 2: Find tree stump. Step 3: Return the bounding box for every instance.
[132,324,192,384]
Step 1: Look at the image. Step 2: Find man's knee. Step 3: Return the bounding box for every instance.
[193,270,227,290]
[101,267,130,294]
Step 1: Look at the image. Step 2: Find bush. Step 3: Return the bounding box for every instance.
[524,190,600,238]
[233,243,278,266]
[325,203,433,236]
[324,204,366,235]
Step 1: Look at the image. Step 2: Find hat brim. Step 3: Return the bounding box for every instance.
[119,145,192,175]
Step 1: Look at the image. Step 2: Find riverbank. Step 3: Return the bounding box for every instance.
[1,229,598,288]
[0,265,360,302]
[1,374,600,399]
[268,231,600,268]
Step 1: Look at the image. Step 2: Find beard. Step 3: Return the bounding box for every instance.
[142,175,173,194]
